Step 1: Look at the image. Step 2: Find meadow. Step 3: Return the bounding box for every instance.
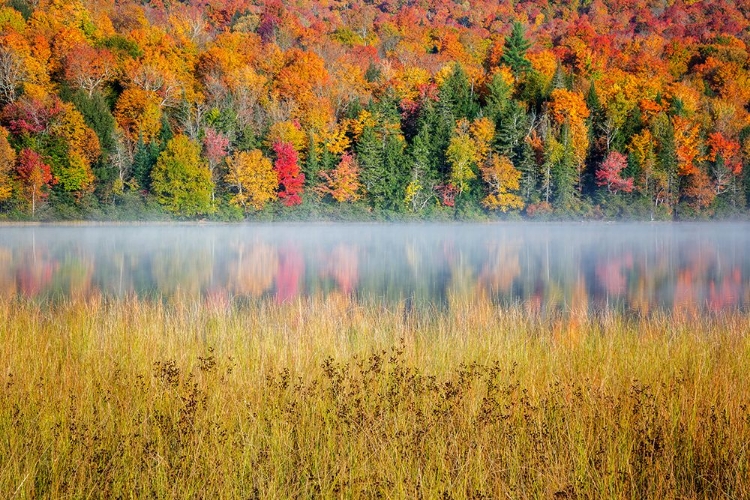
[1,294,749,499]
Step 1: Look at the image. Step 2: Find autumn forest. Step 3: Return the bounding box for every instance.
[0,0,749,220]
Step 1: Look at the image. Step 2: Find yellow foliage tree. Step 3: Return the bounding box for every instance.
[48,103,98,194]
[266,121,307,159]
[0,126,15,202]
[447,122,478,194]
[114,87,162,143]
[469,117,495,165]
[225,149,278,211]
[481,155,524,212]
[319,123,351,156]
[672,115,703,177]
[549,88,590,189]
[346,110,376,141]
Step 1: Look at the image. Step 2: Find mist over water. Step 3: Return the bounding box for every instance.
[1,222,749,313]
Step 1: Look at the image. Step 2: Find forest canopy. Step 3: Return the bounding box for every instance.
[0,0,749,220]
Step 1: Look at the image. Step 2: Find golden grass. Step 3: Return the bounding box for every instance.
[1,295,749,498]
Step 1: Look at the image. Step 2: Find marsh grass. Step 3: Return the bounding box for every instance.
[1,295,749,498]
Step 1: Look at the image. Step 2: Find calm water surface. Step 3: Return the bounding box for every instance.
[1,223,748,313]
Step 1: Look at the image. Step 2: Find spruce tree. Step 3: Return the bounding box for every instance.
[382,129,408,211]
[485,71,511,123]
[303,132,319,186]
[356,125,385,207]
[132,137,159,191]
[501,22,532,78]
[439,64,479,120]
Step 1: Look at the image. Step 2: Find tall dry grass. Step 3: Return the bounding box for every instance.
[1,294,749,498]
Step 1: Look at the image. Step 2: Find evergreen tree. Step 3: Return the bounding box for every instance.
[501,22,532,78]
[584,82,606,195]
[405,126,437,212]
[419,96,454,180]
[484,71,512,123]
[653,115,678,212]
[439,64,479,121]
[517,140,539,204]
[303,132,320,185]
[551,123,578,211]
[357,125,385,207]
[382,128,408,211]
[132,136,159,191]
[70,90,116,154]
[496,101,528,156]
[551,63,567,90]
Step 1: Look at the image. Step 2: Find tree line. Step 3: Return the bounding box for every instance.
[0,0,749,220]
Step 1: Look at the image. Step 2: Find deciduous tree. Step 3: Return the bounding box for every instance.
[16,149,55,216]
[0,126,14,202]
[225,149,278,211]
[151,135,213,216]
[481,155,524,212]
[64,44,116,97]
[316,153,362,203]
[596,151,634,194]
[273,141,304,206]
[202,127,229,203]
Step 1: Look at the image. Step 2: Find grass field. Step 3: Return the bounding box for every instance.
[1,295,749,498]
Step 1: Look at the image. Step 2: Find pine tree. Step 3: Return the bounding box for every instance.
[517,140,538,203]
[653,115,678,212]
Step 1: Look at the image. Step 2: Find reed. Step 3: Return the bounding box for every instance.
[1,295,749,498]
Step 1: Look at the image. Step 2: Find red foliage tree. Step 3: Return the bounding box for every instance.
[1,98,63,135]
[273,141,305,207]
[16,149,55,216]
[596,151,634,194]
[435,183,458,207]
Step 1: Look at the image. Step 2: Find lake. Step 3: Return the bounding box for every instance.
[1,222,748,313]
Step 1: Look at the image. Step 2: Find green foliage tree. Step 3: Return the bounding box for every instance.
[151,135,213,216]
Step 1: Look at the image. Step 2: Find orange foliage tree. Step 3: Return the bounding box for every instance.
[316,153,362,203]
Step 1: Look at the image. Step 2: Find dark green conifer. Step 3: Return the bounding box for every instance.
[501,21,532,78]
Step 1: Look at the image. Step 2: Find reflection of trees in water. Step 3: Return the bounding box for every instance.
[52,253,95,298]
[228,242,278,297]
[0,247,16,297]
[151,247,212,300]
[1,225,749,313]
[707,268,743,312]
[478,239,522,299]
[16,249,58,298]
[595,252,633,296]
[446,252,476,302]
[276,244,303,302]
[325,244,359,296]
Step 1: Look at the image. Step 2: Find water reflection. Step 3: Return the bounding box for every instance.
[0,223,749,313]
